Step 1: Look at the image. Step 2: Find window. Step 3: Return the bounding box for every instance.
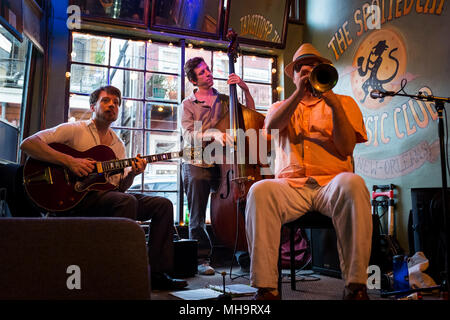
[68,32,277,222]
[0,24,31,162]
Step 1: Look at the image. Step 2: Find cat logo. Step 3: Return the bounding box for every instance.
[351,28,407,110]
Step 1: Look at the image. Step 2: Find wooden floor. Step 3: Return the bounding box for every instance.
[151,265,430,301]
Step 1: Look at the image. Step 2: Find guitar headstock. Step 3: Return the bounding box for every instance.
[227,28,239,63]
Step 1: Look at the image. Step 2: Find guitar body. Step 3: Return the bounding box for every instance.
[23,143,118,212]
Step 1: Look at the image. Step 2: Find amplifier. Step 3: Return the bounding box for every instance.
[311,228,342,278]
[411,188,448,283]
[173,239,198,278]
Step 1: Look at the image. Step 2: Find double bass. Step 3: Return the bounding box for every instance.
[210,29,272,252]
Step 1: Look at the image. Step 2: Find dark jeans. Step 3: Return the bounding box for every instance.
[66,190,175,274]
[182,163,220,263]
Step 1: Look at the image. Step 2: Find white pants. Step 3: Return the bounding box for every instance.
[245,172,372,289]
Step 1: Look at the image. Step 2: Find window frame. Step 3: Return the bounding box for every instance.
[150,0,226,40]
[67,31,279,223]
[69,0,151,29]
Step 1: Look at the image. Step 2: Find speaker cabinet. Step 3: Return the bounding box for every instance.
[311,229,342,278]
[411,188,448,283]
[173,239,198,278]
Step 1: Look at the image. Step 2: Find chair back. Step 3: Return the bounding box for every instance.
[0,217,151,300]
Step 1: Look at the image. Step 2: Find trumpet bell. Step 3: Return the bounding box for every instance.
[309,63,339,94]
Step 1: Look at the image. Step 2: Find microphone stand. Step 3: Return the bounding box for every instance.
[378,91,450,298]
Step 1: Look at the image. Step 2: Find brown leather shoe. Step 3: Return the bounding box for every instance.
[343,283,370,300]
[253,288,281,300]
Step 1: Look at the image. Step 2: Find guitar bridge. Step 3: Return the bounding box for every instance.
[24,167,54,185]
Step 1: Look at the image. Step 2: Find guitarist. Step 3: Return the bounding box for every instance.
[20,85,188,291]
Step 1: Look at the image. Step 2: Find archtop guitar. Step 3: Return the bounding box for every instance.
[23,143,199,212]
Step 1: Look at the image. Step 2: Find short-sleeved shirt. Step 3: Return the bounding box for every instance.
[180,88,230,167]
[34,119,127,186]
[265,94,367,188]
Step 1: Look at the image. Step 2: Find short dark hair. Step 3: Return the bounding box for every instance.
[89,85,122,106]
[184,57,206,83]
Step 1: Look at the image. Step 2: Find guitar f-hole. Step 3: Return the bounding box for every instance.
[220,170,233,199]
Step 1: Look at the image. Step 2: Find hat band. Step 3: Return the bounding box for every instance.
[294,53,320,62]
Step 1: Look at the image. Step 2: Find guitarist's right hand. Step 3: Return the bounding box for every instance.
[66,156,96,177]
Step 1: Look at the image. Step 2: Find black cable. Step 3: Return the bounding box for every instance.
[373,199,388,235]
[397,78,408,95]
[444,107,450,177]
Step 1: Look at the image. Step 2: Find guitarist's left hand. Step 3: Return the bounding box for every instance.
[131,154,147,175]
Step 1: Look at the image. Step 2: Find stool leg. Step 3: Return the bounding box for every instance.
[278,236,283,299]
[290,225,296,290]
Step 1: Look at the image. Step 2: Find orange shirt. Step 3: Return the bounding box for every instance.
[265,94,367,188]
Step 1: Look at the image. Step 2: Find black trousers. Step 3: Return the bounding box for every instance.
[67,190,175,274]
[182,163,220,262]
[0,163,41,217]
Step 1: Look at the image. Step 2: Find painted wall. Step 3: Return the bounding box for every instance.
[303,0,450,252]
[44,0,70,129]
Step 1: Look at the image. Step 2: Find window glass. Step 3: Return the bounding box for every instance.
[0,25,31,162]
[145,131,180,155]
[0,26,29,129]
[70,64,108,94]
[214,79,243,104]
[113,128,144,158]
[71,33,110,65]
[109,68,145,99]
[114,99,144,128]
[247,83,272,108]
[243,55,272,83]
[213,50,242,78]
[68,94,90,121]
[146,103,178,130]
[146,42,180,74]
[141,131,180,212]
[110,39,146,69]
[185,47,212,66]
[184,77,195,97]
[146,73,179,101]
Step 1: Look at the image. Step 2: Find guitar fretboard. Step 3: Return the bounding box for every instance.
[99,151,181,173]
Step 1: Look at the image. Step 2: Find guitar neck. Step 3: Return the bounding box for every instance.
[98,151,181,173]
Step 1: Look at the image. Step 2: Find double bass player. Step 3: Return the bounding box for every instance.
[180,56,255,275]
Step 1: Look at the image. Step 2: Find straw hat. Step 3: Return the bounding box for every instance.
[284,43,332,79]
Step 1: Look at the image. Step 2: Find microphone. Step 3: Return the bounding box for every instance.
[370,89,396,99]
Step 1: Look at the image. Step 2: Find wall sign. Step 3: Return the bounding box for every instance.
[224,0,289,49]
[151,0,225,39]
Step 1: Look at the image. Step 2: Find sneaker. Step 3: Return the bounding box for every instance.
[198,263,215,275]
[343,283,370,300]
[252,288,281,300]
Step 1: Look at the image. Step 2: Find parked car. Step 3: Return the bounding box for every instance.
[129,176,186,220]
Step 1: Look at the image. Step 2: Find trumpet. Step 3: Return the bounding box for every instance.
[309,63,339,97]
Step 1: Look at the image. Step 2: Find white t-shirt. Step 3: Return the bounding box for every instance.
[35,119,128,186]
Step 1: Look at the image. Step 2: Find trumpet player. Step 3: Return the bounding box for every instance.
[245,43,373,300]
